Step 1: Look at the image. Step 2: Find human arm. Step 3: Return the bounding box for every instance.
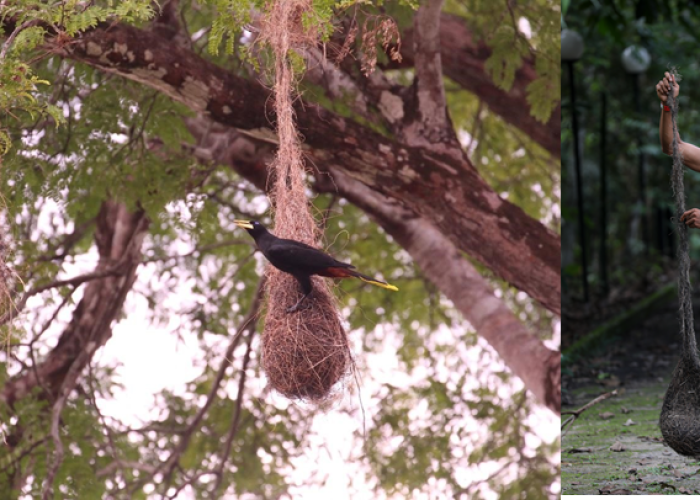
[657,72,700,172]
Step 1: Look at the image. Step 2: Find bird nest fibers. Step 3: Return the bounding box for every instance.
[660,353,700,458]
[259,0,351,402]
[659,76,700,458]
[262,269,351,401]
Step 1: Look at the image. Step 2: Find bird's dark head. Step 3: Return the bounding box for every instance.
[234,219,269,239]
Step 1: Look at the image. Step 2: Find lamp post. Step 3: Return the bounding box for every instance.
[562,29,588,302]
[621,45,652,254]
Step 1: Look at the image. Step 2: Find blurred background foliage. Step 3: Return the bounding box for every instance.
[562,0,700,344]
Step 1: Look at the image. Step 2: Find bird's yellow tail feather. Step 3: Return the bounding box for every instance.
[358,276,399,291]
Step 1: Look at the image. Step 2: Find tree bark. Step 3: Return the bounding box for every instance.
[324,169,561,413]
[394,13,561,158]
[1,201,149,407]
[1,14,560,416]
[57,22,560,316]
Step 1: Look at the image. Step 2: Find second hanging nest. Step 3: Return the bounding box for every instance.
[257,0,351,402]
[659,73,700,458]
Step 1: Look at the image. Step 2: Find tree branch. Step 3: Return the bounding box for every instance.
[410,0,454,147]
[96,460,157,478]
[1,201,149,407]
[36,216,96,262]
[0,264,127,326]
[42,346,92,499]
[392,13,560,158]
[50,22,559,315]
[211,319,256,495]
[302,45,371,120]
[562,390,618,435]
[0,19,41,62]
[323,169,560,413]
[458,459,516,496]
[136,276,266,494]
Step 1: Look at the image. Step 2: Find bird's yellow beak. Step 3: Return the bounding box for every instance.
[234,219,254,230]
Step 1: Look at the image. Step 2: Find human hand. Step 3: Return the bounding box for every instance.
[656,72,679,103]
[681,208,700,229]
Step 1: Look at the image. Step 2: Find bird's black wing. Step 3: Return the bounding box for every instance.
[265,239,353,273]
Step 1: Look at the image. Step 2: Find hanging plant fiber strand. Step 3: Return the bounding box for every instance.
[660,70,700,458]
[257,0,351,401]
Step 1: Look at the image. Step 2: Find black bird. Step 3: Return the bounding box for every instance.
[234,220,398,313]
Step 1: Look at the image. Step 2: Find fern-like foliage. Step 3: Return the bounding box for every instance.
[0,0,156,157]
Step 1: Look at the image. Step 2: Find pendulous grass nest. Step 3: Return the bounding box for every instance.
[660,353,700,459]
[261,269,351,401]
[659,75,700,459]
[257,0,352,401]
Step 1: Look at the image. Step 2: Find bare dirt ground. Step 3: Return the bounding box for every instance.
[562,297,700,495]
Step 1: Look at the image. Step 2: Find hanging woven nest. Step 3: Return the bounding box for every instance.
[659,76,700,458]
[660,353,700,458]
[259,173,353,402]
[257,0,351,401]
[259,166,352,401]
[261,270,350,401]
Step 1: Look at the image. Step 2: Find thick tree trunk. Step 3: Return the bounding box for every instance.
[1,201,149,406]
[395,13,561,158]
[57,22,560,316]
[326,170,561,413]
[1,14,560,415]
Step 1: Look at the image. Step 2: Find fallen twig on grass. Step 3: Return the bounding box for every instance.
[562,390,618,436]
